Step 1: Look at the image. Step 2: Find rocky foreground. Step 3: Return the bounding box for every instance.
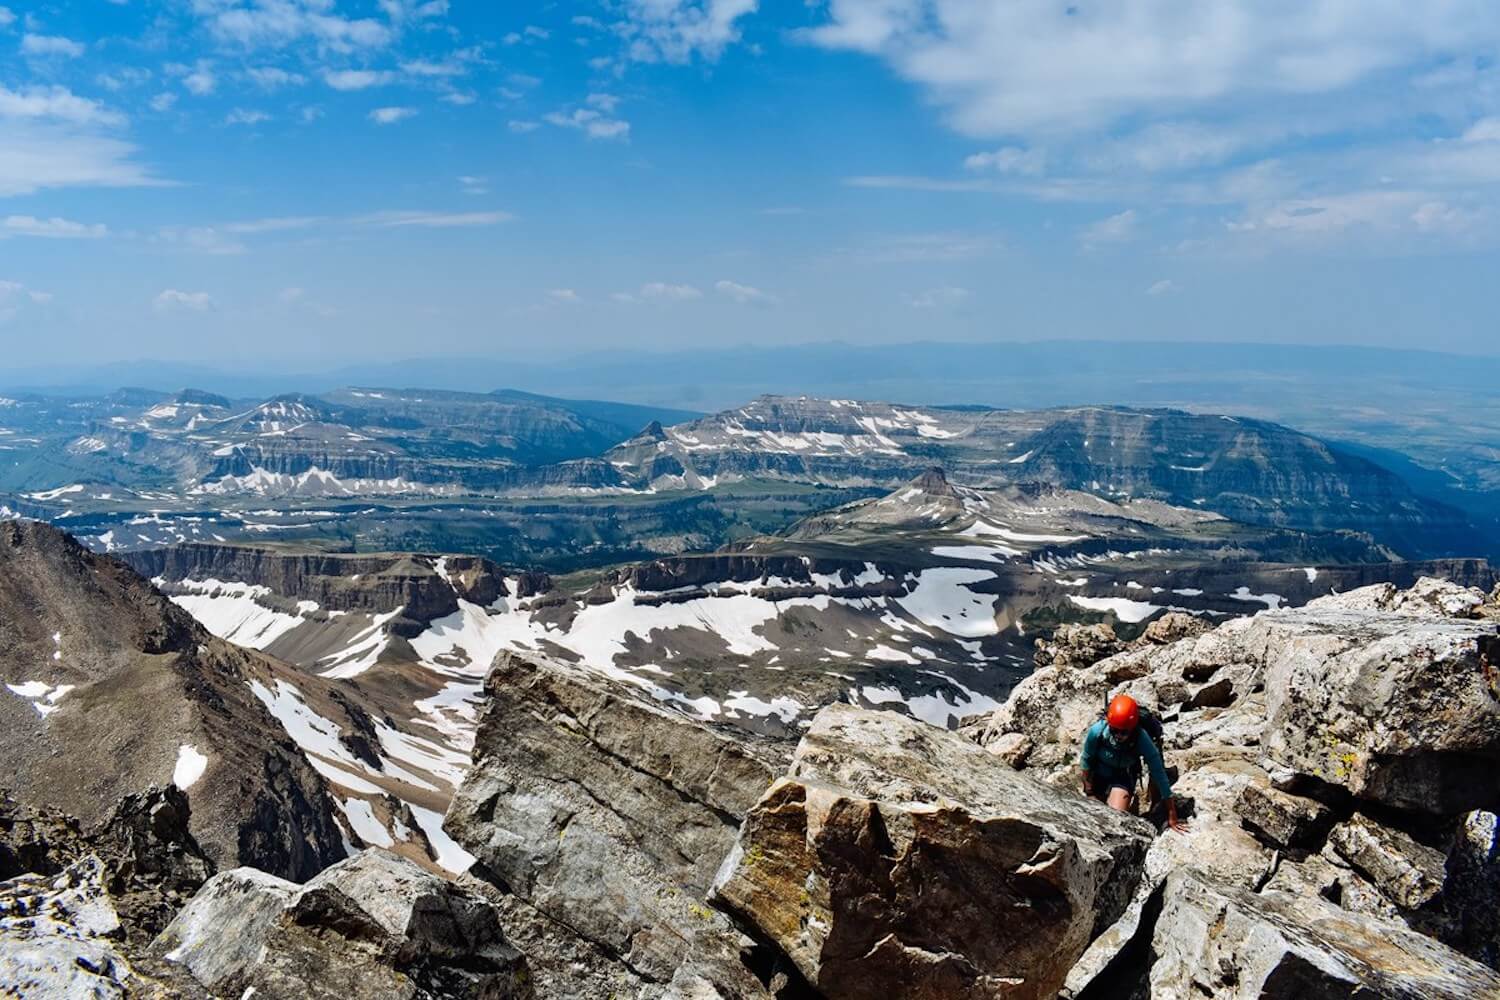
[2,577,1499,997]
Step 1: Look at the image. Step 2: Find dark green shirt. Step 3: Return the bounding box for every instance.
[1080,718,1172,798]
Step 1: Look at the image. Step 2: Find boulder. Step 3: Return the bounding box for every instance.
[711,703,1153,1000]
[1034,623,1125,670]
[1147,869,1500,999]
[1235,782,1334,851]
[1327,813,1446,912]
[155,848,530,999]
[1442,810,1500,970]
[1258,609,1500,815]
[443,652,786,992]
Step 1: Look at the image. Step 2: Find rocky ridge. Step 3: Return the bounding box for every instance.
[0,520,346,880]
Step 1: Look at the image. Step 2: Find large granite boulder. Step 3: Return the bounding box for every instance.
[1146,870,1500,999]
[711,703,1153,1000]
[154,848,529,999]
[443,652,788,995]
[1258,609,1500,815]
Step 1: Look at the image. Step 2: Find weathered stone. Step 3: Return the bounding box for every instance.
[983,731,1032,768]
[1443,810,1500,970]
[444,652,784,991]
[1327,813,1446,912]
[1034,623,1125,670]
[1307,577,1488,619]
[1235,782,1333,850]
[1142,758,1275,892]
[0,856,127,1000]
[1258,609,1500,815]
[1147,869,1500,999]
[711,703,1153,1000]
[156,849,529,999]
[1142,612,1210,646]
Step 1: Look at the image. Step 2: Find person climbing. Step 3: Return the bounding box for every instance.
[1081,694,1187,833]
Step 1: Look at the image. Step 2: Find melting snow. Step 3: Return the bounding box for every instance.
[1229,587,1284,610]
[165,579,313,649]
[1067,595,1161,623]
[173,745,208,789]
[894,568,998,638]
[409,804,475,874]
[338,798,394,849]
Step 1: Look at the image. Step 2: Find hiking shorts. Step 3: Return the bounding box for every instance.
[1087,774,1136,802]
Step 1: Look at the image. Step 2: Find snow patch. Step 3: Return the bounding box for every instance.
[173,745,208,789]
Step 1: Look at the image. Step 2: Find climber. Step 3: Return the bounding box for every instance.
[1080,694,1187,833]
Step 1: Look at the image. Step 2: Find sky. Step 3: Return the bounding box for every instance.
[3,1,1500,367]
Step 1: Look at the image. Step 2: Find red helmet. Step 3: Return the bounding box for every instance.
[1107,694,1140,733]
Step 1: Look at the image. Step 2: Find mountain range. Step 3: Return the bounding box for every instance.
[1,388,1490,563]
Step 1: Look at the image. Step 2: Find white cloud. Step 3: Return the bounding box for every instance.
[368,106,416,124]
[1146,279,1177,296]
[902,286,969,308]
[0,124,156,196]
[225,108,271,126]
[201,3,393,53]
[356,209,512,227]
[440,91,476,105]
[547,288,581,302]
[247,67,306,89]
[508,119,540,133]
[714,279,771,304]
[1080,209,1139,247]
[1,215,107,239]
[544,107,629,140]
[0,280,53,324]
[278,286,306,302]
[223,216,323,233]
[156,226,247,256]
[149,92,178,112]
[183,63,217,96]
[325,69,395,90]
[586,92,622,113]
[964,146,1045,175]
[21,34,84,58]
[638,282,702,300]
[0,8,14,28]
[458,175,488,194]
[618,0,757,64]
[0,85,123,126]
[97,68,153,92]
[805,1,1500,139]
[1227,190,1485,242]
[154,289,214,311]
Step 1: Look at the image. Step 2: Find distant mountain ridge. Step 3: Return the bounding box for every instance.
[607,396,1473,557]
[0,387,1485,561]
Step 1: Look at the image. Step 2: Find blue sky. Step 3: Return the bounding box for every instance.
[2,1,1500,367]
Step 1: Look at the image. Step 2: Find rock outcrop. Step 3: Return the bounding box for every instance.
[711,703,1154,1000]
[154,848,530,999]
[1143,870,1500,999]
[444,652,791,996]
[973,576,1500,993]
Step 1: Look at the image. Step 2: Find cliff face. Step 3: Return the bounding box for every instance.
[125,543,551,623]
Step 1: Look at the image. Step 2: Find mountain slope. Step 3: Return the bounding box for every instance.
[0,520,345,880]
